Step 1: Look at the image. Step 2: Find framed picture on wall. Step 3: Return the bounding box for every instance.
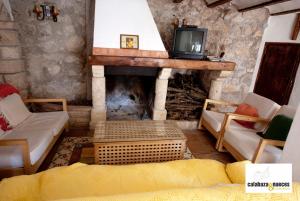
[120,34,139,49]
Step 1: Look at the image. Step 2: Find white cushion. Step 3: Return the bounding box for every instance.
[244,93,280,119]
[0,111,69,168]
[0,129,4,137]
[0,129,53,168]
[0,94,31,127]
[16,111,69,136]
[244,93,280,131]
[224,129,282,163]
[202,110,256,133]
[276,105,296,119]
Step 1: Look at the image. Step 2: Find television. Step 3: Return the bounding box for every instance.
[171,27,208,60]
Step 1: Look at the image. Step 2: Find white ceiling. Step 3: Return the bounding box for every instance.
[267,0,300,15]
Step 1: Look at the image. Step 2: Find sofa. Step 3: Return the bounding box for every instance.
[0,160,299,201]
[0,93,69,177]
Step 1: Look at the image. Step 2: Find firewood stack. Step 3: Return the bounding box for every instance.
[166,73,208,120]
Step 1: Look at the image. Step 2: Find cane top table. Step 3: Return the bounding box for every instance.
[93,120,187,165]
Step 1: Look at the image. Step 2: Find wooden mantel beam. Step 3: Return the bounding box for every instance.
[238,0,291,12]
[89,55,236,71]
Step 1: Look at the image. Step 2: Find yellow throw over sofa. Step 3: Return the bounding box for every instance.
[0,159,299,201]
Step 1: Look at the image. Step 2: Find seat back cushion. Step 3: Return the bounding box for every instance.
[243,93,280,131]
[263,115,293,141]
[0,94,31,127]
[234,103,258,129]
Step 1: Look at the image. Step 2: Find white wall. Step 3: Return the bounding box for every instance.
[250,13,300,106]
[280,104,300,182]
[93,0,166,51]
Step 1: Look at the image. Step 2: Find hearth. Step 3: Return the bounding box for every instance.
[106,75,156,120]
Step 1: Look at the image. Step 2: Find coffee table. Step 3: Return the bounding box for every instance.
[93,120,187,165]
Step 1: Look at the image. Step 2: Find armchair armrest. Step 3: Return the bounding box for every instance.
[221,113,269,131]
[252,139,285,163]
[216,113,270,151]
[203,99,238,111]
[24,98,67,112]
[0,139,31,173]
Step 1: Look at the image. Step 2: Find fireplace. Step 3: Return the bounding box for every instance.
[105,67,157,120]
[88,0,235,128]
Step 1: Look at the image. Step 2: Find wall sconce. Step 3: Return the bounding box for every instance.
[33,3,59,22]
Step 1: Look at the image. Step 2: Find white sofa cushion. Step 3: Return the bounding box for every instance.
[202,110,256,133]
[0,129,4,137]
[0,111,69,168]
[0,94,31,127]
[16,111,69,137]
[224,129,282,163]
[0,129,53,168]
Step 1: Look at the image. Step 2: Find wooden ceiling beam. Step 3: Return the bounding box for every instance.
[206,0,232,8]
[291,13,300,40]
[271,8,300,16]
[238,0,291,12]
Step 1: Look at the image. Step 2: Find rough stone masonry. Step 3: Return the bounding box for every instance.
[1,0,269,104]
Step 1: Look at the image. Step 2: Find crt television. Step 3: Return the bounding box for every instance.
[171,27,208,59]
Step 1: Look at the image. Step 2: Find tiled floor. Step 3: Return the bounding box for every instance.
[40,128,235,171]
[70,128,234,162]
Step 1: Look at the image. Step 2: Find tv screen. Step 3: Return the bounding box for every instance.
[172,27,207,59]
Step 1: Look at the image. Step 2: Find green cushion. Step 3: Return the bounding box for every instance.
[263,115,293,141]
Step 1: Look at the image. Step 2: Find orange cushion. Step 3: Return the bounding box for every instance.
[234,103,258,129]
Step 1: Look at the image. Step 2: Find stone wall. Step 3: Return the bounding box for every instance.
[8,0,91,101]
[148,0,269,103]
[0,4,29,98]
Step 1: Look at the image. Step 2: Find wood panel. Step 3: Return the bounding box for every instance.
[254,42,300,105]
[238,0,291,12]
[93,47,169,58]
[89,55,236,71]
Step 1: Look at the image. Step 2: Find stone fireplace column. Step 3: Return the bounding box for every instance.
[209,71,233,100]
[90,65,106,129]
[153,68,172,120]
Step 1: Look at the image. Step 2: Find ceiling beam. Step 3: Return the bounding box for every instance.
[238,0,291,12]
[271,8,300,16]
[206,0,232,8]
[291,13,300,40]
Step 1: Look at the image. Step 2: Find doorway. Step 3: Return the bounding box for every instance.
[254,42,300,105]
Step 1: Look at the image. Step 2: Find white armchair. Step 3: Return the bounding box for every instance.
[218,105,296,163]
[198,93,280,150]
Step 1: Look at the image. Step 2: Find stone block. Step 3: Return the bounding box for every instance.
[0,46,22,59]
[0,30,19,46]
[158,68,172,79]
[90,108,107,129]
[0,60,25,73]
[0,21,16,30]
[4,72,28,90]
[152,108,167,120]
[92,65,104,77]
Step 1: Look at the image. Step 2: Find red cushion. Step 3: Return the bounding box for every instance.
[0,117,11,131]
[234,103,259,129]
[0,83,19,99]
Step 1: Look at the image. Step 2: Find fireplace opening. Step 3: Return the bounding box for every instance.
[106,67,157,120]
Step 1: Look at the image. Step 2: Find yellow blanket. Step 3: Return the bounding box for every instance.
[0,159,299,201]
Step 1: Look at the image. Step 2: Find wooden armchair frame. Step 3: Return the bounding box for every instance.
[217,113,284,163]
[198,99,239,148]
[0,98,69,178]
